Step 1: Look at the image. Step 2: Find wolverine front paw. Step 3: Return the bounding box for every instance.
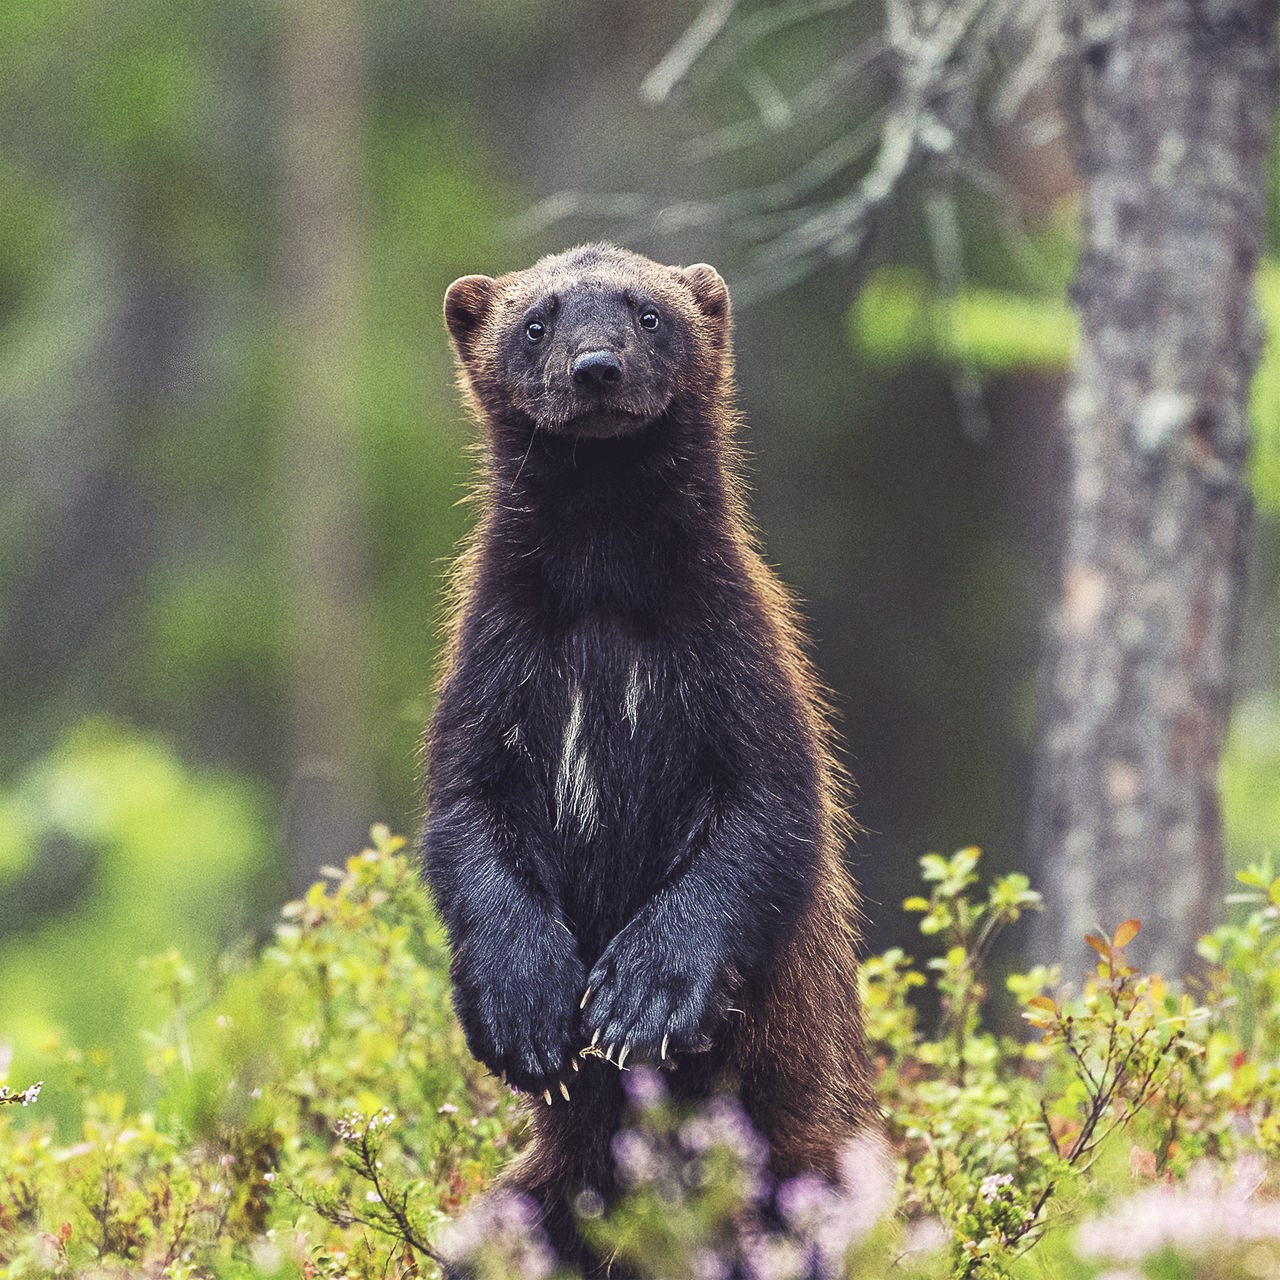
[452,928,586,1095]
[580,913,728,1065]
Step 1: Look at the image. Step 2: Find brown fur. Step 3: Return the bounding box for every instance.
[423,244,877,1275]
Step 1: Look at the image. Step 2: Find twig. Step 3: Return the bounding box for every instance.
[641,0,740,104]
[924,185,989,440]
[684,39,889,162]
[520,0,1066,310]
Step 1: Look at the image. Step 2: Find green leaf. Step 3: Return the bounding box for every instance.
[849,268,1077,373]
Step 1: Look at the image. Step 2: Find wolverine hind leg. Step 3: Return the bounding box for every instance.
[442,1069,630,1278]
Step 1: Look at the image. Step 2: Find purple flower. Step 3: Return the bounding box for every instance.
[740,1229,805,1280]
[691,1246,733,1280]
[771,1137,895,1275]
[680,1097,769,1172]
[775,1173,862,1275]
[837,1135,896,1231]
[980,1173,1014,1203]
[438,1191,554,1280]
[776,1173,834,1232]
[573,1188,606,1220]
[623,1064,667,1109]
[1077,1161,1280,1262]
[612,1128,659,1185]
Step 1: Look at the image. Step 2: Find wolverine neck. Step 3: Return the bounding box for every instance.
[479,403,744,618]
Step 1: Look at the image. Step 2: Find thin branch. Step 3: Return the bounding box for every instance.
[685,38,890,162]
[356,1128,444,1265]
[707,0,863,72]
[506,192,655,244]
[924,185,989,440]
[989,0,1064,124]
[744,0,999,291]
[710,113,887,216]
[641,0,740,104]
[523,0,1065,307]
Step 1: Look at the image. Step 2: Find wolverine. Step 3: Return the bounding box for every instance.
[421,243,876,1276]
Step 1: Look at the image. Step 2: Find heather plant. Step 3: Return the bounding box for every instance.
[877,849,1280,1278]
[0,1083,42,1108]
[0,826,516,1279]
[0,833,1278,1279]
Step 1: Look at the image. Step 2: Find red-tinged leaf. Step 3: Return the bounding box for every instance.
[1084,933,1111,959]
[1028,996,1057,1012]
[1112,919,1141,948]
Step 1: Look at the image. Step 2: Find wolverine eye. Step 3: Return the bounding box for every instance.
[639,310,660,331]
[525,320,545,343]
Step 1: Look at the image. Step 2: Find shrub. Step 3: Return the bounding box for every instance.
[0,833,1277,1278]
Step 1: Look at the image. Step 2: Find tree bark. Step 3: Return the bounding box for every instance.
[1031,0,1278,978]
[278,0,371,891]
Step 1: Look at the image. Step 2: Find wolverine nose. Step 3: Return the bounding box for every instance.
[571,350,623,389]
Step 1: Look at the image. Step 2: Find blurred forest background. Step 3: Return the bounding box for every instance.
[2,0,1278,1108]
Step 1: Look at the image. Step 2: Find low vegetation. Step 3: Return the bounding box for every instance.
[1,829,1277,1278]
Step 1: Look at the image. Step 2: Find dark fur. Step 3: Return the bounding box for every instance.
[421,244,876,1277]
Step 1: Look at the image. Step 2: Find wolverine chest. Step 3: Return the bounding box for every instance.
[513,659,660,833]
[499,619,703,852]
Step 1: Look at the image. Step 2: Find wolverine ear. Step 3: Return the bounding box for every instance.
[444,275,496,354]
[677,263,730,344]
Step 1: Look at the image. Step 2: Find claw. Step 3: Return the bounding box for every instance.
[580,987,592,1010]
[660,1034,669,1061]
[570,1058,580,1072]
[617,1044,631,1069]
[560,1081,571,1101]
[543,1089,553,1106]
[604,1043,615,1063]
[591,1028,602,1046]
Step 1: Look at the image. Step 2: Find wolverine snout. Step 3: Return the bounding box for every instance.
[570,349,624,389]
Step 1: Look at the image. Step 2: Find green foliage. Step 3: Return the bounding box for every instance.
[850,268,1079,374]
[0,0,519,827]
[2,838,1279,1279]
[0,721,270,1125]
[0,827,512,1279]
[873,849,1280,1278]
[850,253,1280,521]
[1250,261,1280,517]
[1223,694,1280,875]
[1195,855,1280,1155]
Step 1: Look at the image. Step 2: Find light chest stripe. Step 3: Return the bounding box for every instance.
[549,664,647,837]
[624,660,642,736]
[554,683,599,837]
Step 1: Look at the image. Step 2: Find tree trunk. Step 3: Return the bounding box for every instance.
[278,0,371,891]
[1030,0,1278,978]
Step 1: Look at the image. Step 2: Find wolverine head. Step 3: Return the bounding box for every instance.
[444,244,731,439]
